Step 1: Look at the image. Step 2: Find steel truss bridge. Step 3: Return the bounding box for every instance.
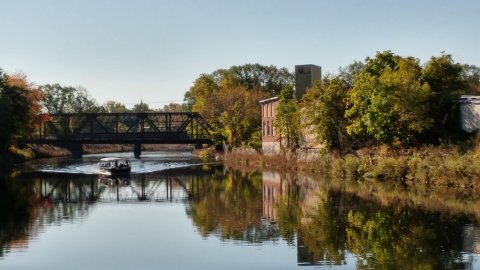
[21,112,214,157]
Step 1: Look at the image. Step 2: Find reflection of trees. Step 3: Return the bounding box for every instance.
[0,174,37,257]
[186,169,280,243]
[0,173,93,258]
[296,187,471,269]
[297,190,348,265]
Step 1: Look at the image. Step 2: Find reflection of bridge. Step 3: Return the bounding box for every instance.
[35,174,209,203]
[21,112,213,157]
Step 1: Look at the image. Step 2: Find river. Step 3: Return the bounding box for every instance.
[0,151,479,270]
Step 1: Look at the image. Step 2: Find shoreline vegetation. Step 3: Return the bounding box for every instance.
[224,148,480,222]
[224,143,480,188]
[3,144,194,164]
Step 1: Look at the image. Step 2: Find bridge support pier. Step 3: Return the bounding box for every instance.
[133,143,142,158]
[63,143,83,157]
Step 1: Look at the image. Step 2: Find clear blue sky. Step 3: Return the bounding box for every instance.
[1,0,479,108]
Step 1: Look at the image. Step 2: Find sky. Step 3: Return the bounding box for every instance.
[1,0,479,109]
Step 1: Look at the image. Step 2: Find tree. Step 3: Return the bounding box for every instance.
[102,100,127,113]
[41,84,98,113]
[203,86,267,147]
[275,85,301,149]
[131,101,152,112]
[338,61,364,88]
[422,54,467,140]
[461,64,480,95]
[184,64,291,148]
[6,72,46,136]
[346,52,432,146]
[301,76,349,149]
[160,102,188,112]
[228,64,294,95]
[0,70,29,152]
[184,74,219,112]
[184,64,294,114]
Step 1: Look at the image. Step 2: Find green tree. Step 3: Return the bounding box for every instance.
[160,102,188,112]
[461,64,480,94]
[228,64,294,95]
[184,74,219,112]
[102,100,127,113]
[338,60,364,88]
[301,76,349,149]
[346,52,432,146]
[131,101,152,112]
[41,84,97,113]
[275,85,300,149]
[422,54,469,140]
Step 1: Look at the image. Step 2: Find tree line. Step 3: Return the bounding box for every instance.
[2,52,479,155]
[184,54,480,150]
[277,51,480,151]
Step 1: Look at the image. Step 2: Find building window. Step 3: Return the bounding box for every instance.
[267,121,270,136]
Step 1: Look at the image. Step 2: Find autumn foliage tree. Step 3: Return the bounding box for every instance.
[185,64,291,148]
[0,71,30,152]
[203,86,268,148]
[6,73,46,135]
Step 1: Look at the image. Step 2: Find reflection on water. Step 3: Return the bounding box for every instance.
[1,157,480,269]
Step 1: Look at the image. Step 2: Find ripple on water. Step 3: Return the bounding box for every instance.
[27,151,198,175]
[36,161,193,175]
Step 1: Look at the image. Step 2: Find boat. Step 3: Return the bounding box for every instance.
[99,157,131,175]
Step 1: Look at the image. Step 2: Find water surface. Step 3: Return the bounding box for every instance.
[1,151,479,269]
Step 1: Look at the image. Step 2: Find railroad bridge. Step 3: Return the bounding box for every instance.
[21,112,214,157]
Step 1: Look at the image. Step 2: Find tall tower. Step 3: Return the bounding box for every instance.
[295,64,321,100]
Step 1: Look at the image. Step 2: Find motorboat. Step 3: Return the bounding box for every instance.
[99,157,131,175]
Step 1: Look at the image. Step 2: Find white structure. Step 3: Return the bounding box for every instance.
[459,95,480,132]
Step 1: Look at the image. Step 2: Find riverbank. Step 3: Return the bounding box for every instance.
[6,144,196,163]
[225,145,480,188]
[224,147,480,222]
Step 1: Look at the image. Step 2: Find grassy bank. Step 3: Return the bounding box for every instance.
[224,144,480,189]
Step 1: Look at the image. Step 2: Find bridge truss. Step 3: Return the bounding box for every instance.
[25,112,213,145]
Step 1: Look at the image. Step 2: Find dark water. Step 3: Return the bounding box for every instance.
[1,151,479,269]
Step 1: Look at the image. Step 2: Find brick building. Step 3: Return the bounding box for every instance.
[259,97,280,154]
[259,64,321,154]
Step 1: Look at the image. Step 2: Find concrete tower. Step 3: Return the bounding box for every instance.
[295,64,321,100]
